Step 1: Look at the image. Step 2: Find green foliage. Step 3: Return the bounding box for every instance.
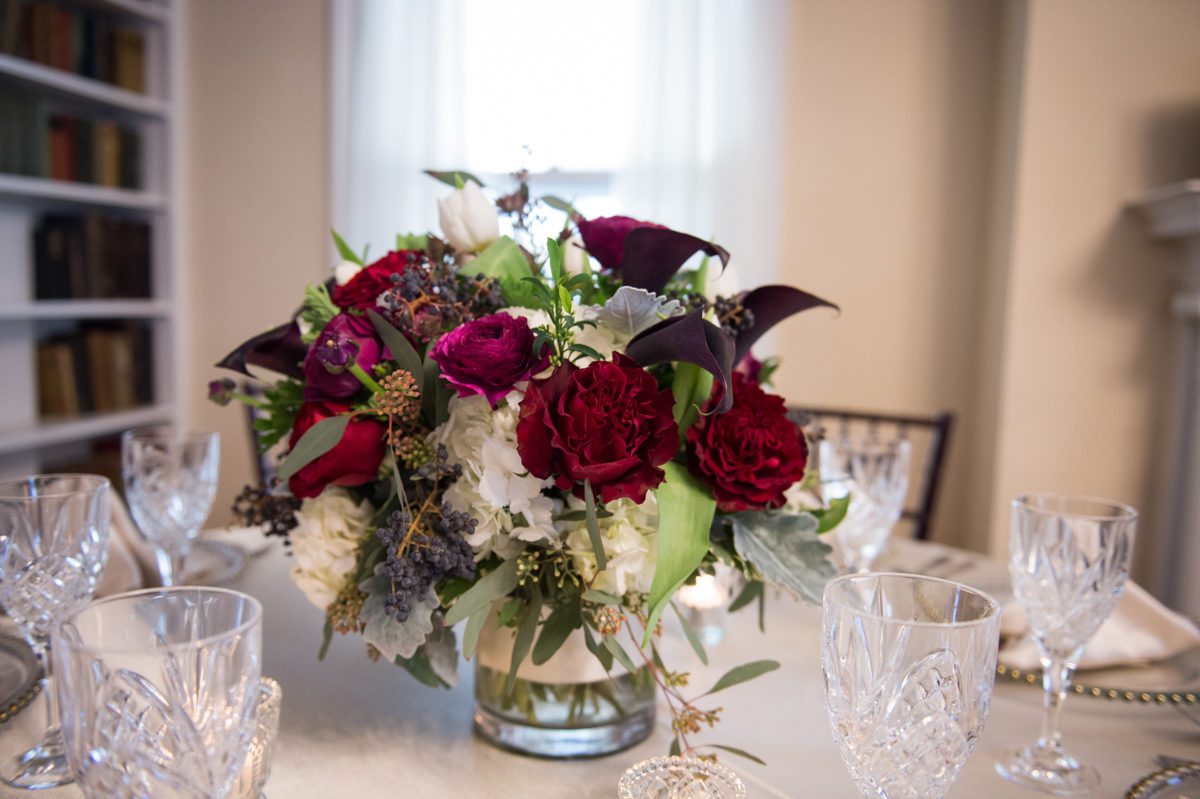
[251,379,304,450]
[445,558,520,625]
[671,362,714,432]
[331,228,363,265]
[703,660,780,696]
[671,601,708,666]
[395,233,428,251]
[532,593,581,665]
[298,283,338,343]
[278,415,350,483]
[727,580,763,614]
[367,310,423,384]
[506,585,542,695]
[813,494,850,534]
[644,462,717,645]
[583,480,607,570]
[425,169,485,188]
[729,512,834,604]
[705,745,767,766]
[470,236,540,307]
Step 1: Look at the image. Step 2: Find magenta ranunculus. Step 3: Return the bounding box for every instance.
[303,313,382,401]
[429,313,549,406]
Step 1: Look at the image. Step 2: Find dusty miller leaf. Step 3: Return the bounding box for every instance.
[359,568,437,662]
[729,512,834,605]
[422,616,460,687]
[594,286,683,337]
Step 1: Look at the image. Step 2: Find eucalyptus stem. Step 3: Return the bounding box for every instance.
[349,363,384,394]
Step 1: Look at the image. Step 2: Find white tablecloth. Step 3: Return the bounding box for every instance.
[3,538,1196,798]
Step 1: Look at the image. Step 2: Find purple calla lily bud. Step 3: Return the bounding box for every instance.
[207,378,237,406]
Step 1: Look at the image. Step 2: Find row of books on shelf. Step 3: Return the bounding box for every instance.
[36,322,153,418]
[0,84,142,187]
[0,0,147,92]
[35,213,151,299]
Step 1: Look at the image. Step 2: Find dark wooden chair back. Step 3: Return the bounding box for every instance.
[790,406,954,541]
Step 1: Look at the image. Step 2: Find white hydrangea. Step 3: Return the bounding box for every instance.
[437,392,559,558]
[289,487,374,610]
[562,493,658,597]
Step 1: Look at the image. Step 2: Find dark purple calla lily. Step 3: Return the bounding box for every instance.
[216,320,307,379]
[626,310,736,413]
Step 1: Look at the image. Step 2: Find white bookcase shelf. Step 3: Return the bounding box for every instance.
[0,0,181,478]
[0,53,169,118]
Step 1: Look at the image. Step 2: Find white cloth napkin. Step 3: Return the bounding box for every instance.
[96,490,146,597]
[999,580,1200,670]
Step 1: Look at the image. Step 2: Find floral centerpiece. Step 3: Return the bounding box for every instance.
[211,171,843,761]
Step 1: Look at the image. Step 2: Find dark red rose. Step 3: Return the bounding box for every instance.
[516,353,678,504]
[331,250,420,310]
[686,373,807,512]
[287,401,385,499]
[302,313,383,402]
[575,215,667,272]
[430,313,549,406]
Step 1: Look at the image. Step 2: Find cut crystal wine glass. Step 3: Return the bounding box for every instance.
[122,428,220,586]
[0,473,109,790]
[819,434,910,572]
[995,493,1137,795]
[618,755,747,799]
[52,586,263,799]
[822,573,1001,799]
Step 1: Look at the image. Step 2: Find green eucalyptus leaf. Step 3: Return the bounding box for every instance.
[532,596,581,666]
[583,480,607,571]
[644,462,717,645]
[670,601,708,666]
[581,589,622,605]
[506,587,542,695]
[462,605,490,661]
[318,618,333,661]
[703,659,780,696]
[602,634,638,675]
[367,310,423,384]
[393,649,446,688]
[445,559,520,625]
[729,512,834,604]
[278,415,350,483]
[669,737,682,757]
[728,580,763,614]
[540,194,575,213]
[706,744,767,766]
[582,624,613,671]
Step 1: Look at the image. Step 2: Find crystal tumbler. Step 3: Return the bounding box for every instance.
[995,493,1137,795]
[822,573,1001,799]
[0,473,109,789]
[52,587,263,799]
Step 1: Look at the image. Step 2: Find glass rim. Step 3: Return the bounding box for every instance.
[55,586,262,655]
[1012,492,1138,523]
[0,473,110,500]
[122,426,220,444]
[823,572,1001,628]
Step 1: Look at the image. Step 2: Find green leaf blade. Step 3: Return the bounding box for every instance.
[704,659,781,696]
[531,596,581,666]
[670,601,708,666]
[583,480,607,571]
[645,462,717,644]
[367,310,423,385]
[331,228,363,265]
[506,587,542,695]
[278,415,350,483]
[445,559,520,625]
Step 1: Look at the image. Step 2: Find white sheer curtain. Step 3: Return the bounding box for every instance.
[330,0,791,290]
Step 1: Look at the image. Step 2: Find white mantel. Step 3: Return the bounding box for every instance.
[1136,180,1200,616]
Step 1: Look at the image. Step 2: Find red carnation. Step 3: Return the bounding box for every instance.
[686,373,807,512]
[331,250,420,310]
[287,401,385,499]
[575,215,667,272]
[516,353,678,504]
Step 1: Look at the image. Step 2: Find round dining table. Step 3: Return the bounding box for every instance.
[2,536,1196,798]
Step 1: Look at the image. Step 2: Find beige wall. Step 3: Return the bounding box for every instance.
[185,0,330,525]
[774,1,1004,549]
[975,0,1200,572]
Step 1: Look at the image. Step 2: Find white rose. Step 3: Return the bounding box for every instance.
[563,494,658,596]
[289,488,374,610]
[437,181,499,254]
[333,260,363,286]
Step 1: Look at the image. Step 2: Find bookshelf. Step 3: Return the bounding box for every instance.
[0,0,182,480]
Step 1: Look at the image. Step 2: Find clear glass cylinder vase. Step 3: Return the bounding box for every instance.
[473,617,655,758]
